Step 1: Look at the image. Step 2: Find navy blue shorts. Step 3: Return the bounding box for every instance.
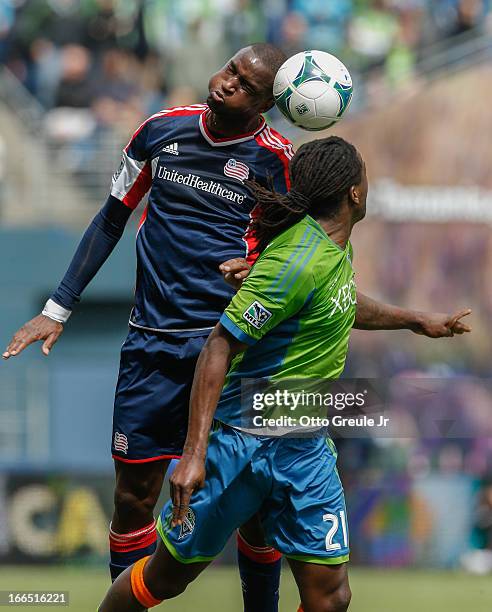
[112,327,208,463]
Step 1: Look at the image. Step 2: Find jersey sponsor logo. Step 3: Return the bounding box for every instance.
[178,508,196,540]
[330,279,357,316]
[224,158,250,183]
[243,300,272,329]
[156,165,245,205]
[113,431,128,454]
[161,142,179,155]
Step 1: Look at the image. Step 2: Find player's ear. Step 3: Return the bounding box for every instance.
[349,184,360,205]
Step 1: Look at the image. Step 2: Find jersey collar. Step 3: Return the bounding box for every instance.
[199,109,266,147]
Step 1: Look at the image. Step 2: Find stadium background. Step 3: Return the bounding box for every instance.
[1,1,492,610]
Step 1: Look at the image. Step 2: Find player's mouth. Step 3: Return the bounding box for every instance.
[210,90,225,104]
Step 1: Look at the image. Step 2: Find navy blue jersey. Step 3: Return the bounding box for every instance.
[110,104,293,334]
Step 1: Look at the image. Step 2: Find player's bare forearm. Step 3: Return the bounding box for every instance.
[170,324,247,525]
[354,292,419,331]
[354,291,472,338]
[183,324,247,457]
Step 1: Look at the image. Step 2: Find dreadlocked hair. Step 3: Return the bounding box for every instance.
[248,136,363,254]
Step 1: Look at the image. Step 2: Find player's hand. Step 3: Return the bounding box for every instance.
[219,258,251,291]
[169,453,206,527]
[2,315,64,359]
[413,308,472,338]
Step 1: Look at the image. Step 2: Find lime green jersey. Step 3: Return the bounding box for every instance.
[215,215,356,427]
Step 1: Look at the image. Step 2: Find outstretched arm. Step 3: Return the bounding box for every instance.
[169,324,247,526]
[354,291,472,338]
[2,196,132,359]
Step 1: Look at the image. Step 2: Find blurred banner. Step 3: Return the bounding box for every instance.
[0,469,482,568]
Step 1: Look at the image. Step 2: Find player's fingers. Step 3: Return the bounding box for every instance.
[448,308,472,328]
[219,258,249,273]
[3,337,30,358]
[170,482,180,526]
[42,332,59,356]
[175,489,192,525]
[234,269,250,280]
[452,322,471,334]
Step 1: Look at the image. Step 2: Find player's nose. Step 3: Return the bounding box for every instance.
[222,77,237,94]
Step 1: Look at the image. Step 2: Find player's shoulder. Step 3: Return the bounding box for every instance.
[254,123,295,163]
[256,218,320,283]
[139,103,207,129]
[128,104,207,144]
[148,103,208,122]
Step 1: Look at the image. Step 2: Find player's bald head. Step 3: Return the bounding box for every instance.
[248,43,287,81]
[233,43,286,106]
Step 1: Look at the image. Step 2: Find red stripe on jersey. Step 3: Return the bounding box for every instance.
[255,131,292,190]
[243,203,261,266]
[122,161,152,210]
[124,105,208,152]
[137,204,148,233]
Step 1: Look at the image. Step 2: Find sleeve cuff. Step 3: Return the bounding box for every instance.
[220,313,257,346]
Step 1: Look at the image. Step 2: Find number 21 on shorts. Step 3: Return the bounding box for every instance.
[323,510,348,551]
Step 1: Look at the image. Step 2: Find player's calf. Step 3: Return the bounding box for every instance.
[289,559,351,612]
[110,460,168,581]
[99,541,210,611]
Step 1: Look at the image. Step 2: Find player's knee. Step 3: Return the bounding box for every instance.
[114,486,156,518]
[145,573,188,601]
[321,581,351,612]
[306,580,351,612]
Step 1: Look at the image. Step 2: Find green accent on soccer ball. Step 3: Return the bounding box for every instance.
[292,51,333,89]
[275,86,294,120]
[334,82,353,117]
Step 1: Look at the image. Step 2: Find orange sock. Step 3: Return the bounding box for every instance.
[130,556,163,608]
[298,606,304,612]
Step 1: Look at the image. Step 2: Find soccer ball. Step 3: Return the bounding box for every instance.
[273,50,353,131]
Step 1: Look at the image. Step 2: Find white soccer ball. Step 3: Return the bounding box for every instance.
[273,50,353,131]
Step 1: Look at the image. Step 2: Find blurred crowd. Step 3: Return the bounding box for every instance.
[0,0,491,144]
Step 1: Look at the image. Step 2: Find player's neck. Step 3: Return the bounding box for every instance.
[316,217,352,250]
[206,111,262,139]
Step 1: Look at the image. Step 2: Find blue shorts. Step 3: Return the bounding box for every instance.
[157,423,349,564]
[112,327,207,463]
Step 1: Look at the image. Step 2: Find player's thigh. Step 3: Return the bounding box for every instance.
[264,437,349,563]
[145,539,210,597]
[158,424,267,562]
[114,458,169,504]
[287,558,350,612]
[239,512,269,547]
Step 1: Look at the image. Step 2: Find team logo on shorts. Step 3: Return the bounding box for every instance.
[224,158,250,183]
[178,508,196,540]
[113,431,128,454]
[243,301,272,329]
